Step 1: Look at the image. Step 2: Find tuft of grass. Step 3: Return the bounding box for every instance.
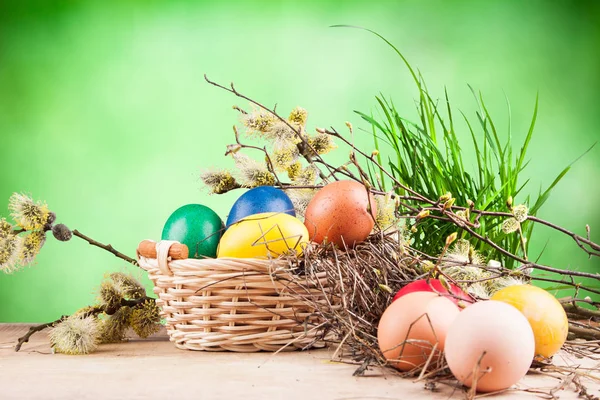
[340,26,594,267]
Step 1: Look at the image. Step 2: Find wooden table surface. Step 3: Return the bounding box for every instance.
[1,324,598,400]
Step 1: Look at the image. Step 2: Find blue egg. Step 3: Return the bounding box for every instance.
[226,186,296,227]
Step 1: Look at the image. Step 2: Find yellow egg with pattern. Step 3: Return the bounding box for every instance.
[490,284,568,358]
[217,212,309,259]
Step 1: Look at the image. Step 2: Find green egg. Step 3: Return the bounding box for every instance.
[161,204,224,259]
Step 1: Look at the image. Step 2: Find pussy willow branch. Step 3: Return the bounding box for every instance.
[228,126,358,186]
[463,209,600,258]
[15,304,103,352]
[229,125,284,187]
[204,74,337,182]
[11,224,139,266]
[14,297,154,352]
[71,229,138,267]
[14,315,68,352]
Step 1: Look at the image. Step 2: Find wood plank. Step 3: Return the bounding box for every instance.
[0,324,598,400]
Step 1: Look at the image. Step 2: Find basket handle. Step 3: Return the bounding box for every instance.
[156,240,179,276]
[137,240,189,260]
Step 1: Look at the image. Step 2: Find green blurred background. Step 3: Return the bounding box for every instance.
[1,0,598,322]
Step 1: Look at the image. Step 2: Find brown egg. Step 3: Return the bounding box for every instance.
[304,180,377,248]
[377,291,460,372]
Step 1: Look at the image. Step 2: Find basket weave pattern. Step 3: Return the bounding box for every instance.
[138,241,331,352]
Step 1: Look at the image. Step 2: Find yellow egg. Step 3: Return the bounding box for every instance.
[491,284,568,358]
[217,212,309,258]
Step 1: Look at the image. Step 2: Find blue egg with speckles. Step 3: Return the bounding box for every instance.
[226,186,296,227]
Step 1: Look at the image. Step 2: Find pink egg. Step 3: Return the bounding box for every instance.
[444,300,535,393]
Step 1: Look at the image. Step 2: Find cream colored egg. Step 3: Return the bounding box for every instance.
[444,300,535,393]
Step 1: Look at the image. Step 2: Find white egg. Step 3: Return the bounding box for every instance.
[444,300,535,393]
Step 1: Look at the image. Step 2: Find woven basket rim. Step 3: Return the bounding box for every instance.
[137,241,331,352]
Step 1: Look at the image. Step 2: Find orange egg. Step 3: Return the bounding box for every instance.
[304,180,377,248]
[444,300,535,393]
[377,291,460,372]
[490,284,568,358]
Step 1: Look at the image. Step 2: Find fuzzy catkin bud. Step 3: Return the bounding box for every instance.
[307,133,336,155]
[20,231,46,265]
[225,143,242,156]
[110,272,145,300]
[442,197,456,211]
[416,210,430,220]
[43,212,57,231]
[99,306,132,344]
[200,169,239,194]
[47,212,57,225]
[0,234,23,273]
[378,284,392,293]
[445,232,458,246]
[506,196,513,208]
[52,224,72,242]
[421,260,435,272]
[502,217,519,234]
[99,280,122,311]
[512,204,529,223]
[439,192,452,203]
[9,193,50,231]
[130,300,162,339]
[49,315,100,355]
[0,218,12,239]
[288,106,308,126]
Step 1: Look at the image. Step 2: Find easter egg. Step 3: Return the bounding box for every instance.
[393,279,472,306]
[378,291,460,372]
[226,186,295,227]
[161,204,224,259]
[444,300,535,392]
[218,212,308,258]
[490,284,568,358]
[304,180,377,248]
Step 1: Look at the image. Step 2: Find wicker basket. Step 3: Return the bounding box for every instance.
[137,240,332,352]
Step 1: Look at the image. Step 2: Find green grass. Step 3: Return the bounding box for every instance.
[341,26,592,267]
